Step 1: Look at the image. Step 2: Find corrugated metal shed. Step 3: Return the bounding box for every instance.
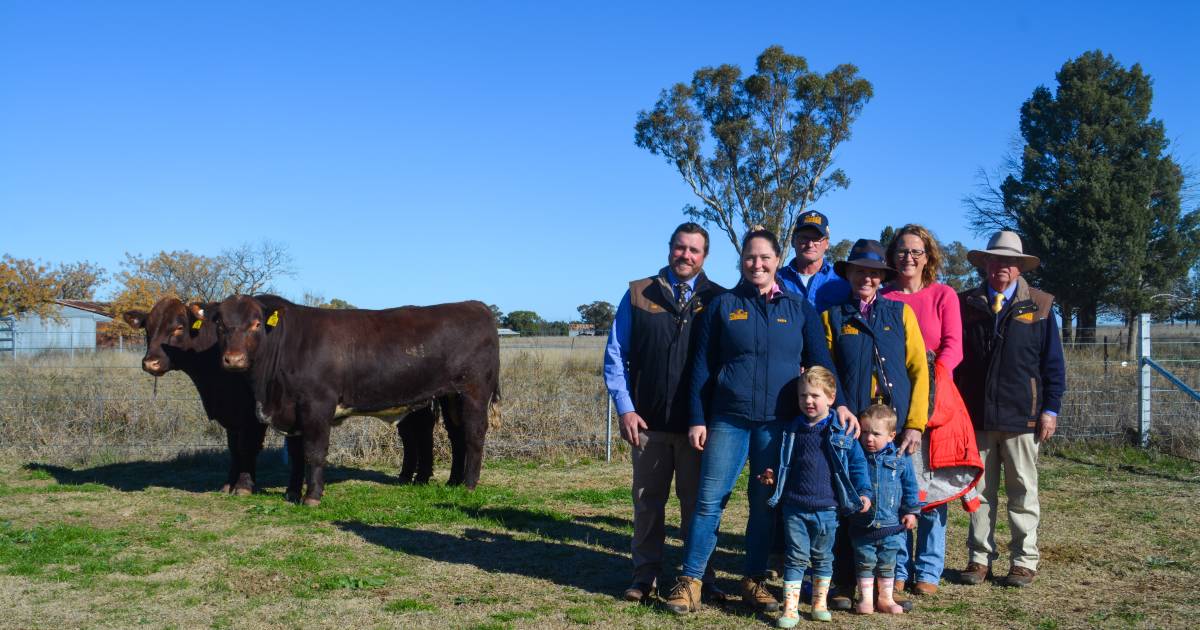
[3,301,113,355]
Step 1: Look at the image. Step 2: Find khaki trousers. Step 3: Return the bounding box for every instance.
[967,430,1040,570]
[630,430,713,585]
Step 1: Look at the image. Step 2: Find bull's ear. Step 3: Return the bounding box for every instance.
[123,310,148,329]
[254,296,287,330]
[189,302,220,321]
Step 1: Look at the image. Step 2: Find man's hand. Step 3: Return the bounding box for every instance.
[836,406,860,438]
[1036,412,1057,442]
[688,425,707,452]
[858,496,872,513]
[897,428,923,455]
[902,514,917,530]
[757,468,776,487]
[619,411,648,447]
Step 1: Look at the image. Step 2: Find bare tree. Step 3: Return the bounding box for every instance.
[222,240,296,295]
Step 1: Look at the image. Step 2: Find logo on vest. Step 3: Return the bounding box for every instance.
[841,324,858,335]
[776,318,788,323]
[729,309,749,321]
[1016,312,1034,322]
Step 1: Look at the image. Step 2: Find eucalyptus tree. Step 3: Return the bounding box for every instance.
[635,45,872,259]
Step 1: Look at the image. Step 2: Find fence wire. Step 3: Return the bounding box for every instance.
[2,327,1198,467]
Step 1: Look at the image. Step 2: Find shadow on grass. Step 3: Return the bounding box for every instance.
[1049,452,1200,484]
[339,520,629,595]
[24,448,404,494]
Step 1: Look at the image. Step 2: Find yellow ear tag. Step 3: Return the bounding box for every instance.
[191,319,203,330]
[266,311,279,328]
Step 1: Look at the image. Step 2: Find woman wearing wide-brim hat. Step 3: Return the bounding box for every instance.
[821,238,930,613]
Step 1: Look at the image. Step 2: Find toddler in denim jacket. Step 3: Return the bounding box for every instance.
[759,367,872,626]
[849,404,921,614]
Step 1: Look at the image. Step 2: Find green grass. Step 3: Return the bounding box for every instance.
[0,444,1198,628]
[552,486,629,506]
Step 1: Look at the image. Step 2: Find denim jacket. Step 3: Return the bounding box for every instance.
[853,443,922,530]
[766,411,873,515]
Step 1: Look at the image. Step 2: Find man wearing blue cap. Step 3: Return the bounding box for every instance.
[777,210,851,312]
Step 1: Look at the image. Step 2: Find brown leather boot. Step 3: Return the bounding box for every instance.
[739,575,780,612]
[912,581,938,595]
[959,562,991,585]
[1002,566,1037,587]
[664,576,702,614]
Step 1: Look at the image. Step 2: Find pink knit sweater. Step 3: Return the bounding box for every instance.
[880,283,963,371]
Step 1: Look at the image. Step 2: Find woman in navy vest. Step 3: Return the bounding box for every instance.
[821,238,929,610]
[664,228,855,615]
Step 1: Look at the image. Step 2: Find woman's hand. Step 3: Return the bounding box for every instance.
[688,425,707,451]
[836,406,860,438]
[897,428,922,455]
[858,496,872,513]
[902,514,917,530]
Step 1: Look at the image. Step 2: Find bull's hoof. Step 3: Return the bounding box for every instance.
[302,497,321,507]
[234,486,253,497]
[220,483,233,493]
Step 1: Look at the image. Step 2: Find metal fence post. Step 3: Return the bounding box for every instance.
[605,395,613,462]
[1138,313,1151,448]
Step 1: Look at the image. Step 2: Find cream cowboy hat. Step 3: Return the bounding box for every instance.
[967,230,1040,272]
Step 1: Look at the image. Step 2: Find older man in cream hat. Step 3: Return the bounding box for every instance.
[953,231,1066,588]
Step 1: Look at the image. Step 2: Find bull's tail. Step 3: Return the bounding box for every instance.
[488,385,502,430]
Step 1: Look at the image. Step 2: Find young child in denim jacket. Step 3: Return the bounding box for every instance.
[850,404,921,614]
[759,367,872,626]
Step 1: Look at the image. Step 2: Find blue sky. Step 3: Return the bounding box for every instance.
[2,2,1197,321]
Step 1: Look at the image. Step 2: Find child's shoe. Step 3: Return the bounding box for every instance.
[777,580,802,628]
[810,576,832,622]
[875,577,905,614]
[854,577,875,614]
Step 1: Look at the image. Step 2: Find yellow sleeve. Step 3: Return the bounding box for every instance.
[901,304,930,431]
[822,310,836,363]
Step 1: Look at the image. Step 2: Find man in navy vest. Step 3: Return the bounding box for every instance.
[604,222,725,603]
[954,231,1065,588]
[777,210,851,312]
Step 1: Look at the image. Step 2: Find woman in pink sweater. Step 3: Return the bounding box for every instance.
[881,224,980,598]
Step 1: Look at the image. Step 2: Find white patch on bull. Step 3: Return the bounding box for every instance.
[256,401,272,425]
[404,344,426,358]
[334,402,426,426]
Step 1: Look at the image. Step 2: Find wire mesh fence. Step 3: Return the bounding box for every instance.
[2,325,1198,468]
[0,337,613,467]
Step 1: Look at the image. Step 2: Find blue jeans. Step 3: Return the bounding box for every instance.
[852,530,904,578]
[895,504,947,583]
[681,416,783,579]
[781,505,837,581]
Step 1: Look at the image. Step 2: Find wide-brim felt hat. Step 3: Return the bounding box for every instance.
[834,239,896,278]
[967,230,1040,272]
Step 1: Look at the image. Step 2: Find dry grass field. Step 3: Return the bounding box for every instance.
[1,335,1199,628]
[0,443,1197,629]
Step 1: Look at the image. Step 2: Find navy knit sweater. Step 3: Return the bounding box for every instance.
[782,419,837,509]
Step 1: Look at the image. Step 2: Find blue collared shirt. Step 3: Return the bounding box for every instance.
[777,258,851,313]
[603,269,696,416]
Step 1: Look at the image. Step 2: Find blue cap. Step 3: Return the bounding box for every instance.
[793,210,830,238]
